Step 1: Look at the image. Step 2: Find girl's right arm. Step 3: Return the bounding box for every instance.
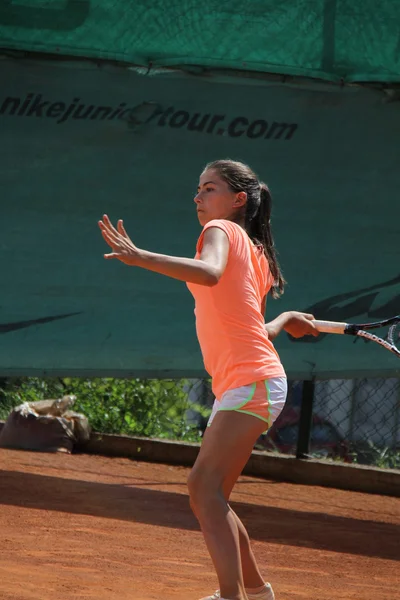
[99,215,229,286]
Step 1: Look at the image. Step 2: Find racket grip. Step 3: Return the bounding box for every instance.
[312,320,347,334]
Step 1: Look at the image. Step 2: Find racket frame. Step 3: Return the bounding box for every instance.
[312,316,400,357]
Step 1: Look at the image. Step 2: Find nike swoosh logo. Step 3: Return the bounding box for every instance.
[0,312,82,334]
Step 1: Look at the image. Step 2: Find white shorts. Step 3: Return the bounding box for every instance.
[207,377,287,431]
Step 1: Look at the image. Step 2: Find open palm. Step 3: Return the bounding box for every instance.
[98,214,139,265]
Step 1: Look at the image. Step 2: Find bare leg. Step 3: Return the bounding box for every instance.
[221,469,266,589]
[229,508,265,589]
[188,411,266,600]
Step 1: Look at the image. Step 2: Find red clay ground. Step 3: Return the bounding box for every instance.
[0,448,399,600]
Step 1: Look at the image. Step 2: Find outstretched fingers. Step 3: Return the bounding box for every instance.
[99,223,119,248]
[102,214,117,232]
[117,219,130,239]
[98,215,138,264]
[99,215,131,241]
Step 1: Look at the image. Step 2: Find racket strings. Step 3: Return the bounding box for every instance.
[388,322,400,349]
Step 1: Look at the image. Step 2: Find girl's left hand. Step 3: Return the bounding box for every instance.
[98,214,140,266]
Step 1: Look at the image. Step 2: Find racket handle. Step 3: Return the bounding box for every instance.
[312,319,347,334]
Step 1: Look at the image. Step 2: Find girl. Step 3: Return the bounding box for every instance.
[99,159,318,600]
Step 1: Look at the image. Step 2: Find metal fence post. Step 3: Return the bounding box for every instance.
[296,378,315,459]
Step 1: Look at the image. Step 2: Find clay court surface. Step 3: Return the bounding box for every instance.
[0,449,399,600]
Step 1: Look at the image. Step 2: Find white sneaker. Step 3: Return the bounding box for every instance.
[247,583,275,600]
[200,582,274,600]
[199,593,221,600]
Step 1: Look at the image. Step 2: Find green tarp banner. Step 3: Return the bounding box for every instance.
[0,1,400,83]
[1,57,399,378]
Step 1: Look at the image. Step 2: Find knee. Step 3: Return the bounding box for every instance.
[187,468,203,507]
[187,468,219,512]
[187,471,197,514]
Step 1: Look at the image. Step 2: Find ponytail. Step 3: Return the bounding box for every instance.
[246,183,285,298]
[203,159,285,298]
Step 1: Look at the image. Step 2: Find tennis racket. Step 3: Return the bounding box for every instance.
[312,315,400,357]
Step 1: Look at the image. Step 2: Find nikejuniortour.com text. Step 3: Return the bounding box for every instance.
[1,93,298,140]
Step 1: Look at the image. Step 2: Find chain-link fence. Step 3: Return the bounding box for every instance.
[184,377,400,470]
[1,376,399,469]
[257,378,400,468]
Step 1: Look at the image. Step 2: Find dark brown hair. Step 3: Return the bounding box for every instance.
[204,159,285,297]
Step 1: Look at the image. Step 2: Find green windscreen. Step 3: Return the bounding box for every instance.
[1,57,399,379]
[0,1,399,83]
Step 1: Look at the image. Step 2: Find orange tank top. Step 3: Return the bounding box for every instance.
[186,219,286,399]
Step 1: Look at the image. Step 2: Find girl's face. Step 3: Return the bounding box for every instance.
[194,169,246,226]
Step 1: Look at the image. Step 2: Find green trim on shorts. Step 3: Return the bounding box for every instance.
[236,408,270,424]
[217,382,256,412]
[211,380,272,430]
[238,379,272,429]
[207,382,257,427]
[264,379,272,429]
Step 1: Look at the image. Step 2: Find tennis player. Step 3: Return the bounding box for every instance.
[99,159,319,600]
